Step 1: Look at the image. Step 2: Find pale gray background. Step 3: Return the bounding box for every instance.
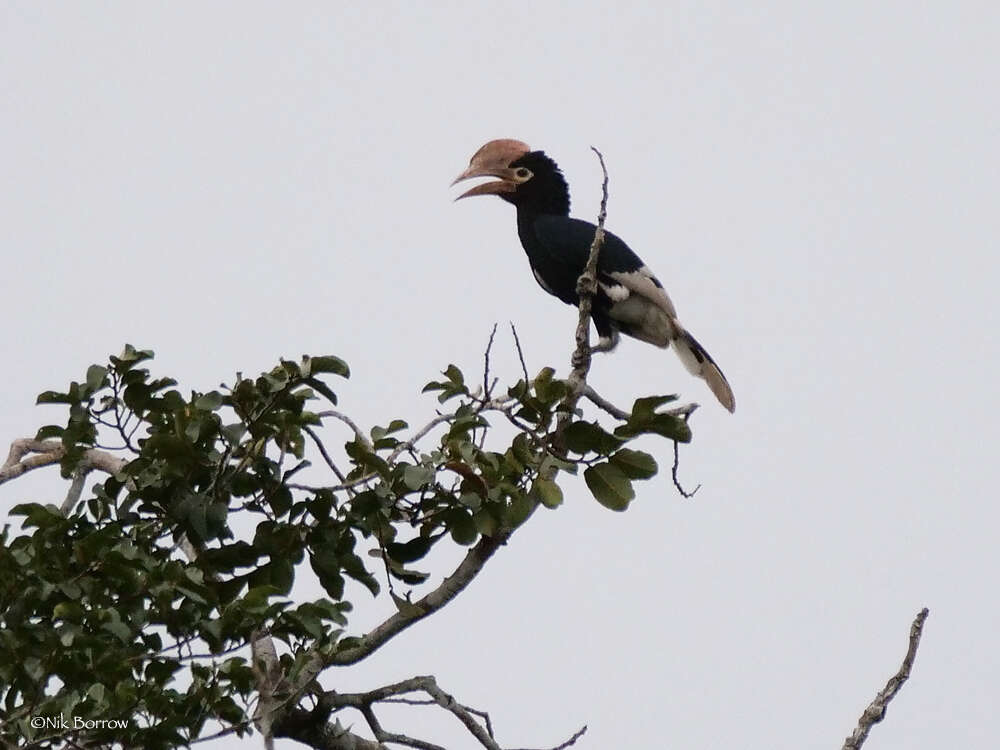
[2,2,998,748]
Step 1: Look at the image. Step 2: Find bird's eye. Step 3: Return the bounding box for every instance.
[514,167,532,181]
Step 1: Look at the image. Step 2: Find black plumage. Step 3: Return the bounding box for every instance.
[453,140,735,413]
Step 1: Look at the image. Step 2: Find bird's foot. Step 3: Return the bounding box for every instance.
[589,341,614,355]
[589,332,620,355]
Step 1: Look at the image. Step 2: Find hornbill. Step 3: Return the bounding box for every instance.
[452,139,735,413]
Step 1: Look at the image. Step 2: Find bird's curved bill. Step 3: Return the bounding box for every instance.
[450,167,517,200]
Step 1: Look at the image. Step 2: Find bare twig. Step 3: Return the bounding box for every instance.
[311,676,501,750]
[319,397,525,494]
[510,322,530,385]
[671,438,700,499]
[669,407,701,498]
[316,410,370,448]
[484,323,499,398]
[303,425,349,484]
[508,724,588,750]
[360,702,448,750]
[842,608,930,750]
[582,386,628,420]
[420,678,499,749]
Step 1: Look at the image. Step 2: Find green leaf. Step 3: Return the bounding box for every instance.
[221,423,246,446]
[102,615,132,642]
[609,448,658,480]
[532,367,566,404]
[402,464,435,490]
[387,563,431,585]
[371,419,408,442]
[531,478,563,509]
[145,659,182,684]
[447,509,478,545]
[308,378,340,406]
[532,367,555,389]
[243,585,282,608]
[615,394,692,443]
[85,365,108,392]
[306,355,350,378]
[584,462,635,511]
[386,535,434,564]
[443,364,464,385]
[506,490,535,528]
[36,390,73,405]
[472,508,499,537]
[249,559,295,595]
[194,391,223,411]
[10,502,66,528]
[304,599,351,626]
[623,414,691,443]
[309,550,344,600]
[563,420,624,455]
[630,394,679,421]
[34,424,64,440]
[198,542,260,573]
[112,344,154,367]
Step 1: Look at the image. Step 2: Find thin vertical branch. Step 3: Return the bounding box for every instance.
[510,323,530,385]
[842,608,930,750]
[554,147,609,445]
[61,468,90,514]
[483,323,498,398]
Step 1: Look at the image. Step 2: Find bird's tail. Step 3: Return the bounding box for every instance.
[671,327,736,413]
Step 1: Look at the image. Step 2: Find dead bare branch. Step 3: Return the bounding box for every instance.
[842,608,930,750]
[1,439,126,488]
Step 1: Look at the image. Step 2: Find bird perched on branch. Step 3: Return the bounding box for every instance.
[452,139,735,412]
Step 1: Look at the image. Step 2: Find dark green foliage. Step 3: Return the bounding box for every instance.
[1,345,691,747]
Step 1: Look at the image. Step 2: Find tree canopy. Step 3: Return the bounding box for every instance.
[0,324,699,749]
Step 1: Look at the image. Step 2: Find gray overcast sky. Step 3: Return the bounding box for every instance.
[2,2,998,748]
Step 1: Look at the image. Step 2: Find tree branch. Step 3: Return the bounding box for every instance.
[582,386,628,420]
[508,724,588,750]
[61,468,90,514]
[329,533,507,666]
[316,409,371,448]
[842,608,930,750]
[275,708,382,750]
[553,146,609,448]
[303,675,552,750]
[510,322,530,385]
[1,439,126,488]
[483,322,499,399]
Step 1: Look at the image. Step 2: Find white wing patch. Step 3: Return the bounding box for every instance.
[598,281,631,302]
[607,266,677,317]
